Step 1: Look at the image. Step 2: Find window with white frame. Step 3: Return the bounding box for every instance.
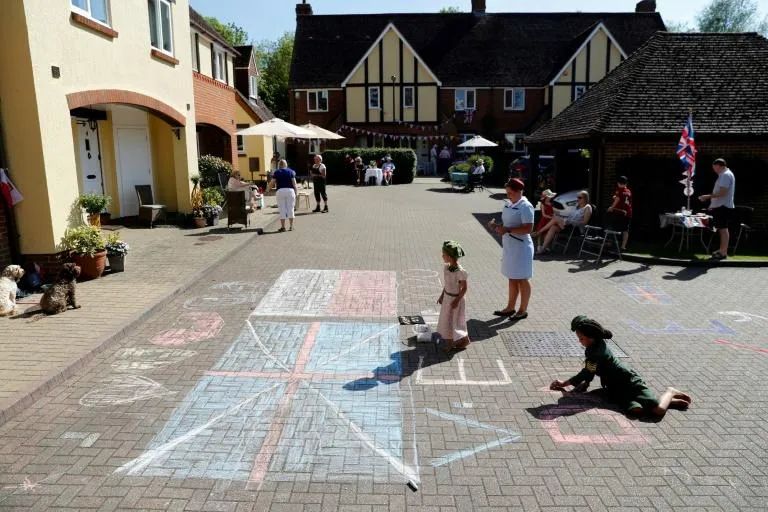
[71,0,110,25]
[403,86,415,109]
[148,0,173,54]
[455,89,476,111]
[368,87,381,109]
[574,85,587,100]
[190,32,198,71]
[307,90,328,112]
[213,48,226,82]
[249,75,258,99]
[504,88,526,111]
[456,133,476,154]
[504,133,527,153]
[236,124,249,153]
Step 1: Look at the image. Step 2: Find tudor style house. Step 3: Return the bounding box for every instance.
[289,0,665,170]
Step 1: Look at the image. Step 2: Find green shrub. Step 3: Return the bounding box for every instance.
[202,187,224,206]
[449,155,494,174]
[198,155,233,188]
[77,193,111,214]
[60,225,106,256]
[322,148,417,185]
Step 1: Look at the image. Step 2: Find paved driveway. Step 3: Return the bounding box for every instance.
[0,179,766,511]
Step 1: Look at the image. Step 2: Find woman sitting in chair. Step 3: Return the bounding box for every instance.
[227,171,262,209]
[537,190,592,255]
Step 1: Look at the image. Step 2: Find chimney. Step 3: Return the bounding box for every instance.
[472,0,486,14]
[296,1,312,16]
[635,0,656,12]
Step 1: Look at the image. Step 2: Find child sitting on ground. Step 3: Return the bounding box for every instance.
[436,241,470,352]
[550,315,692,418]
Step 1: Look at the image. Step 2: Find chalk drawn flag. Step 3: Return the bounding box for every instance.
[0,168,23,207]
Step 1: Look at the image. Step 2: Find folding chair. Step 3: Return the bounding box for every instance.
[579,226,622,263]
[135,185,166,228]
[552,204,596,254]
[296,181,312,210]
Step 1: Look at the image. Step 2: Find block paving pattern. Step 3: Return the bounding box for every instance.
[0,180,767,510]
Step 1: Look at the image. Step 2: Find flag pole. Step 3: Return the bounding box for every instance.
[687,110,692,212]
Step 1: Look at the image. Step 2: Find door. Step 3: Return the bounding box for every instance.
[77,121,104,196]
[116,127,152,217]
[417,139,430,174]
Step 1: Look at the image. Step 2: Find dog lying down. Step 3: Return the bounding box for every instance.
[0,264,25,317]
[40,263,81,315]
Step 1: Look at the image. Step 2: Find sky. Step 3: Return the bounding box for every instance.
[189,0,768,44]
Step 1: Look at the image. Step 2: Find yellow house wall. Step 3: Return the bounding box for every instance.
[198,34,213,77]
[610,45,622,69]
[417,86,437,123]
[402,47,415,82]
[552,86,572,116]
[346,88,365,122]
[382,31,398,83]
[589,31,609,82]
[574,49,587,82]
[367,45,380,83]
[1,0,197,254]
[348,66,364,85]
[99,113,119,215]
[235,102,271,181]
[149,114,178,208]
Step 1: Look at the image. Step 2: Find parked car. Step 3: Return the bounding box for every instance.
[509,155,554,181]
[551,190,584,219]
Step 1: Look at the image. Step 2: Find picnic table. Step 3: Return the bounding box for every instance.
[659,212,713,252]
[450,172,468,191]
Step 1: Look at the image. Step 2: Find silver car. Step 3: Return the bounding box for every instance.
[551,190,583,220]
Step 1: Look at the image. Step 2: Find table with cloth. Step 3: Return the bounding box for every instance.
[659,212,713,252]
[450,172,468,191]
[364,168,383,186]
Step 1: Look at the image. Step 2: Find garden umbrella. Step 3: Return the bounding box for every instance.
[235,118,315,138]
[458,135,498,149]
[300,123,345,140]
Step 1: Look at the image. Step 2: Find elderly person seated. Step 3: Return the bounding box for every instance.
[227,170,262,209]
[381,155,395,186]
[537,190,592,254]
[354,156,365,186]
[463,158,485,193]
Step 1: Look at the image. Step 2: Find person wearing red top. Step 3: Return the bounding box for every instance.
[607,176,632,250]
[533,189,556,250]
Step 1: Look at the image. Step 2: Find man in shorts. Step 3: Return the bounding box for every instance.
[698,158,735,260]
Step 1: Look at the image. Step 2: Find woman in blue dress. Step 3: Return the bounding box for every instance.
[487,178,534,320]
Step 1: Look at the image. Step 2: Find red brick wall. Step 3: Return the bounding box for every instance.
[193,72,238,166]
[291,90,344,128]
[602,138,768,228]
[0,205,11,269]
[439,88,548,136]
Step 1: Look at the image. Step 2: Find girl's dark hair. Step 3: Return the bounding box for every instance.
[571,316,613,339]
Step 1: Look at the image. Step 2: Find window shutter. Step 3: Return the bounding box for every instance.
[210,42,215,78]
[195,33,200,71]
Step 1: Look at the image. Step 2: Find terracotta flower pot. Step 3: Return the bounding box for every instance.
[72,251,107,280]
[193,217,207,228]
[87,213,101,227]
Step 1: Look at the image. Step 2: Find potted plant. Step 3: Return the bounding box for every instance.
[77,193,111,227]
[201,187,224,226]
[60,225,107,280]
[105,232,130,273]
[190,175,206,228]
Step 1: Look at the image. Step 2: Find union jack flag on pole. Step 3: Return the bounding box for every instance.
[676,114,697,203]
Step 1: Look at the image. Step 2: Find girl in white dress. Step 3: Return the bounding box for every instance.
[437,240,470,352]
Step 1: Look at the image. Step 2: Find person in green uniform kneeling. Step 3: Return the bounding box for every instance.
[550,316,692,418]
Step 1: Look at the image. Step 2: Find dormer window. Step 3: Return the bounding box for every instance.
[249,75,258,99]
[148,0,173,55]
[213,47,227,83]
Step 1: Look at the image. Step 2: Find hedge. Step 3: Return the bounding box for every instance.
[448,155,495,175]
[198,155,233,189]
[322,148,417,185]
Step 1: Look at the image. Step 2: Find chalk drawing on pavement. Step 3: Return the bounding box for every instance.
[60,431,101,448]
[111,348,198,372]
[79,375,176,407]
[415,356,512,386]
[253,270,397,318]
[625,319,735,336]
[398,269,443,308]
[718,311,768,323]
[183,281,268,310]
[619,283,674,305]
[424,409,521,467]
[540,407,648,445]
[150,312,224,347]
[714,339,768,355]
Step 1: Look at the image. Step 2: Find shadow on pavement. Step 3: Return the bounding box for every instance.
[343,345,456,391]
[604,265,652,280]
[662,267,710,281]
[467,317,519,342]
[526,389,620,420]
[425,187,459,194]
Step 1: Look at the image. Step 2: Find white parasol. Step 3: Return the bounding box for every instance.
[457,135,498,149]
[300,123,345,140]
[236,118,316,138]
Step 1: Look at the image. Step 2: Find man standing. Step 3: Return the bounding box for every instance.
[698,158,735,260]
[606,175,632,250]
[429,144,438,176]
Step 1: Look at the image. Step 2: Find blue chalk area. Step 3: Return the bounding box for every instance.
[306,322,401,375]
[138,376,284,481]
[213,322,310,373]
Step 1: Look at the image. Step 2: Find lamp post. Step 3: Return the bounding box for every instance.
[390,75,397,124]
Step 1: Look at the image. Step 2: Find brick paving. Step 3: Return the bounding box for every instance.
[1,177,767,510]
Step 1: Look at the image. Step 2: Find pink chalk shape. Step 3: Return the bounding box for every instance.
[541,408,647,445]
[327,271,397,317]
[151,312,224,346]
[714,339,768,355]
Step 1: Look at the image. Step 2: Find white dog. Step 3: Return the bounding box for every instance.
[0,265,24,317]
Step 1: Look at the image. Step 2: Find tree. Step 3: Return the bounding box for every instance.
[664,20,693,32]
[695,0,768,34]
[204,16,249,47]
[440,6,462,13]
[256,32,294,120]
